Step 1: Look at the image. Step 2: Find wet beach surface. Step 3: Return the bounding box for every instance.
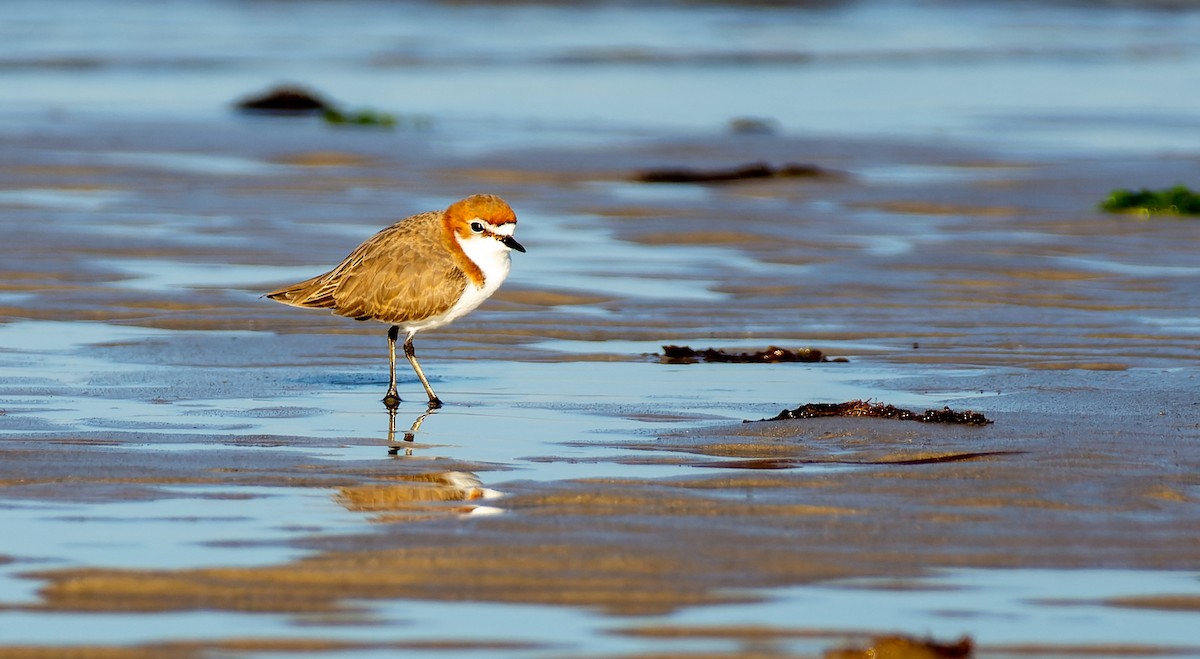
[3,1,1200,657]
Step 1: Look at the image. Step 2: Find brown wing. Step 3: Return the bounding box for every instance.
[266,212,468,324]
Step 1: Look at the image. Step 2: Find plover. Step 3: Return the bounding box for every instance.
[267,194,525,408]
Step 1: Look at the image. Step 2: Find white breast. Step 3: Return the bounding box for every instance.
[399,233,512,335]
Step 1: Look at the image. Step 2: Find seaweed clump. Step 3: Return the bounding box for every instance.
[235,85,426,130]
[636,162,836,184]
[1101,185,1200,216]
[661,345,839,364]
[236,85,331,115]
[759,400,993,425]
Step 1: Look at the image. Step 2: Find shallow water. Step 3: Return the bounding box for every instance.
[3,563,1199,655]
[676,569,1200,650]
[3,0,1200,154]
[2,1,1200,657]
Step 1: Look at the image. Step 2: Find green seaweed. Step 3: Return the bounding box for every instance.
[1101,185,1200,217]
[322,107,398,128]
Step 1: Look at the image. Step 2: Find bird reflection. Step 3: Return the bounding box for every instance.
[386,403,438,455]
[334,470,501,522]
[334,405,503,521]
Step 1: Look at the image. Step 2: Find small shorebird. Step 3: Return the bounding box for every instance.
[267,194,525,409]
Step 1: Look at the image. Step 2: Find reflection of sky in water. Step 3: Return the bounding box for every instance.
[0,319,977,549]
[1,0,1198,153]
[90,151,286,176]
[0,564,1196,653]
[1056,256,1200,277]
[0,600,640,656]
[0,321,915,480]
[0,188,131,211]
[90,207,775,301]
[0,320,179,352]
[0,318,1194,654]
[675,569,1200,648]
[0,486,360,574]
[513,209,785,300]
[99,260,319,292]
[0,484,368,616]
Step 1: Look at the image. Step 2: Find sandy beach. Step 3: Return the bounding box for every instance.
[2,1,1199,657]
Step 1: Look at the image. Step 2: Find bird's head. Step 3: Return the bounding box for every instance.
[445,193,525,254]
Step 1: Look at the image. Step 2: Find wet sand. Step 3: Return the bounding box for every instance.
[1,110,1199,659]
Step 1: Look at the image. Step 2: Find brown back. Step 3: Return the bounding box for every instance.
[267,211,468,324]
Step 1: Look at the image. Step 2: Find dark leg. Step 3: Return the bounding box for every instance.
[383,325,401,409]
[403,335,442,408]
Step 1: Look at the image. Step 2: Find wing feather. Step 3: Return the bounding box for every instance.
[266,211,468,324]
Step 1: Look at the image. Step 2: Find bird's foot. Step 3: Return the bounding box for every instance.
[382,389,401,410]
[426,397,444,410]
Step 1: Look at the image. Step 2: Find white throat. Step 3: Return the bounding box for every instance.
[457,232,513,293]
[407,231,511,333]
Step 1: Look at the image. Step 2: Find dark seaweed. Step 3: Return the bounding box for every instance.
[236,86,330,114]
[636,161,837,184]
[661,345,839,364]
[754,399,993,425]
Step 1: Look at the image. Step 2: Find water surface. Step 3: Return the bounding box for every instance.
[2,1,1199,657]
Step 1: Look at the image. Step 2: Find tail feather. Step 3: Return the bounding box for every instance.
[266,275,337,310]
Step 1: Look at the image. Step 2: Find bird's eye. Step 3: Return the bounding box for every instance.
[470,221,485,233]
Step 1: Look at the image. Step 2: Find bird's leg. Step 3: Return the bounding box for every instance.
[403,335,442,408]
[383,325,401,409]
